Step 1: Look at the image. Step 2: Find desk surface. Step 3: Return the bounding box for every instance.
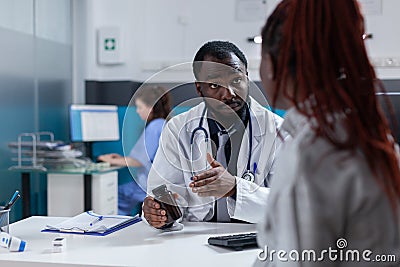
[0,217,258,267]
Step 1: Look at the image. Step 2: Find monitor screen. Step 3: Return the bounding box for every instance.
[69,105,120,142]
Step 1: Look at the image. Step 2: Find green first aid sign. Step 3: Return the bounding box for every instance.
[104,38,116,51]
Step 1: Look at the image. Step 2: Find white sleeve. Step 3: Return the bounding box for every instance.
[147,120,188,205]
[225,113,284,224]
[227,177,270,223]
[226,127,283,224]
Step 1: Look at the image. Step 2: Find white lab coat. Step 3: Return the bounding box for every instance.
[147,97,283,224]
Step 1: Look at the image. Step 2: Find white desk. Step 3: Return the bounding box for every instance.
[0,217,259,267]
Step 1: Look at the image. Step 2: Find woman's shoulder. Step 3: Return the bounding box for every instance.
[146,118,166,129]
[297,134,383,206]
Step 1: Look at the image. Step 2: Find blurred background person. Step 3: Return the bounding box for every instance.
[98,86,171,215]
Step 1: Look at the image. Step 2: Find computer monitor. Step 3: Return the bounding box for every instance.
[69,105,120,142]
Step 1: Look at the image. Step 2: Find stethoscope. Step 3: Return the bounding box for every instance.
[189,106,256,182]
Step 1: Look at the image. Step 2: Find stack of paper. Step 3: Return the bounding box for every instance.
[42,211,141,236]
[8,132,86,171]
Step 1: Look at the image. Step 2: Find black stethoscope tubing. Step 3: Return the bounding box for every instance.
[190,106,253,178]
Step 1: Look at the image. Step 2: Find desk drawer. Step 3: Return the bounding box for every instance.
[93,200,117,215]
[92,191,117,215]
[92,172,117,189]
[97,193,117,207]
[91,172,118,214]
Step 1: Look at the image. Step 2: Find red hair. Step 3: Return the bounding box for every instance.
[261,0,400,209]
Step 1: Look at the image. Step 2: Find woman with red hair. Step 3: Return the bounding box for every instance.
[256,0,400,266]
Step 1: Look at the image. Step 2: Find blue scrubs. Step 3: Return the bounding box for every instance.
[118,118,166,215]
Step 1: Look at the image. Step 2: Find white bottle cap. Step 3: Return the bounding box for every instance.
[9,236,26,252]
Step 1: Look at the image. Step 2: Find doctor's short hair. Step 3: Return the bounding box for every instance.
[133,85,171,122]
[192,41,248,80]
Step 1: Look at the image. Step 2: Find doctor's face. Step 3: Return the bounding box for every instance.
[195,53,249,116]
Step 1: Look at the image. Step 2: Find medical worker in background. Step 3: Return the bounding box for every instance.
[98,86,171,215]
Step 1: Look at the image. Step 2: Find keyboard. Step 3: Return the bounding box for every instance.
[208,232,258,250]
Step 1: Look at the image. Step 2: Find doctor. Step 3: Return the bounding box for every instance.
[143,41,283,229]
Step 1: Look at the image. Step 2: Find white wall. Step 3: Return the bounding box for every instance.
[0,0,33,34]
[73,0,279,86]
[76,0,146,82]
[73,0,400,101]
[362,0,400,78]
[35,0,71,44]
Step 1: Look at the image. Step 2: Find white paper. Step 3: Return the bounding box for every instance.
[44,212,137,233]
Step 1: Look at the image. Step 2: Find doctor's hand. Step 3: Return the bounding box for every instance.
[143,196,168,229]
[189,153,236,198]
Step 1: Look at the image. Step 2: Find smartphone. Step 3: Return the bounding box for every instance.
[152,184,182,226]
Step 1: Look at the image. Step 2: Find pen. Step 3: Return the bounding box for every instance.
[89,216,103,226]
[253,162,258,174]
[3,191,21,210]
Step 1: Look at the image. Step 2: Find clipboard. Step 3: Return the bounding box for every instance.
[41,211,142,236]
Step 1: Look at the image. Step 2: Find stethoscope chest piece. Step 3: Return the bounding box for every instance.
[191,105,256,181]
[241,171,255,182]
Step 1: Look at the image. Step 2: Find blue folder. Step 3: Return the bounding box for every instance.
[41,214,142,236]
